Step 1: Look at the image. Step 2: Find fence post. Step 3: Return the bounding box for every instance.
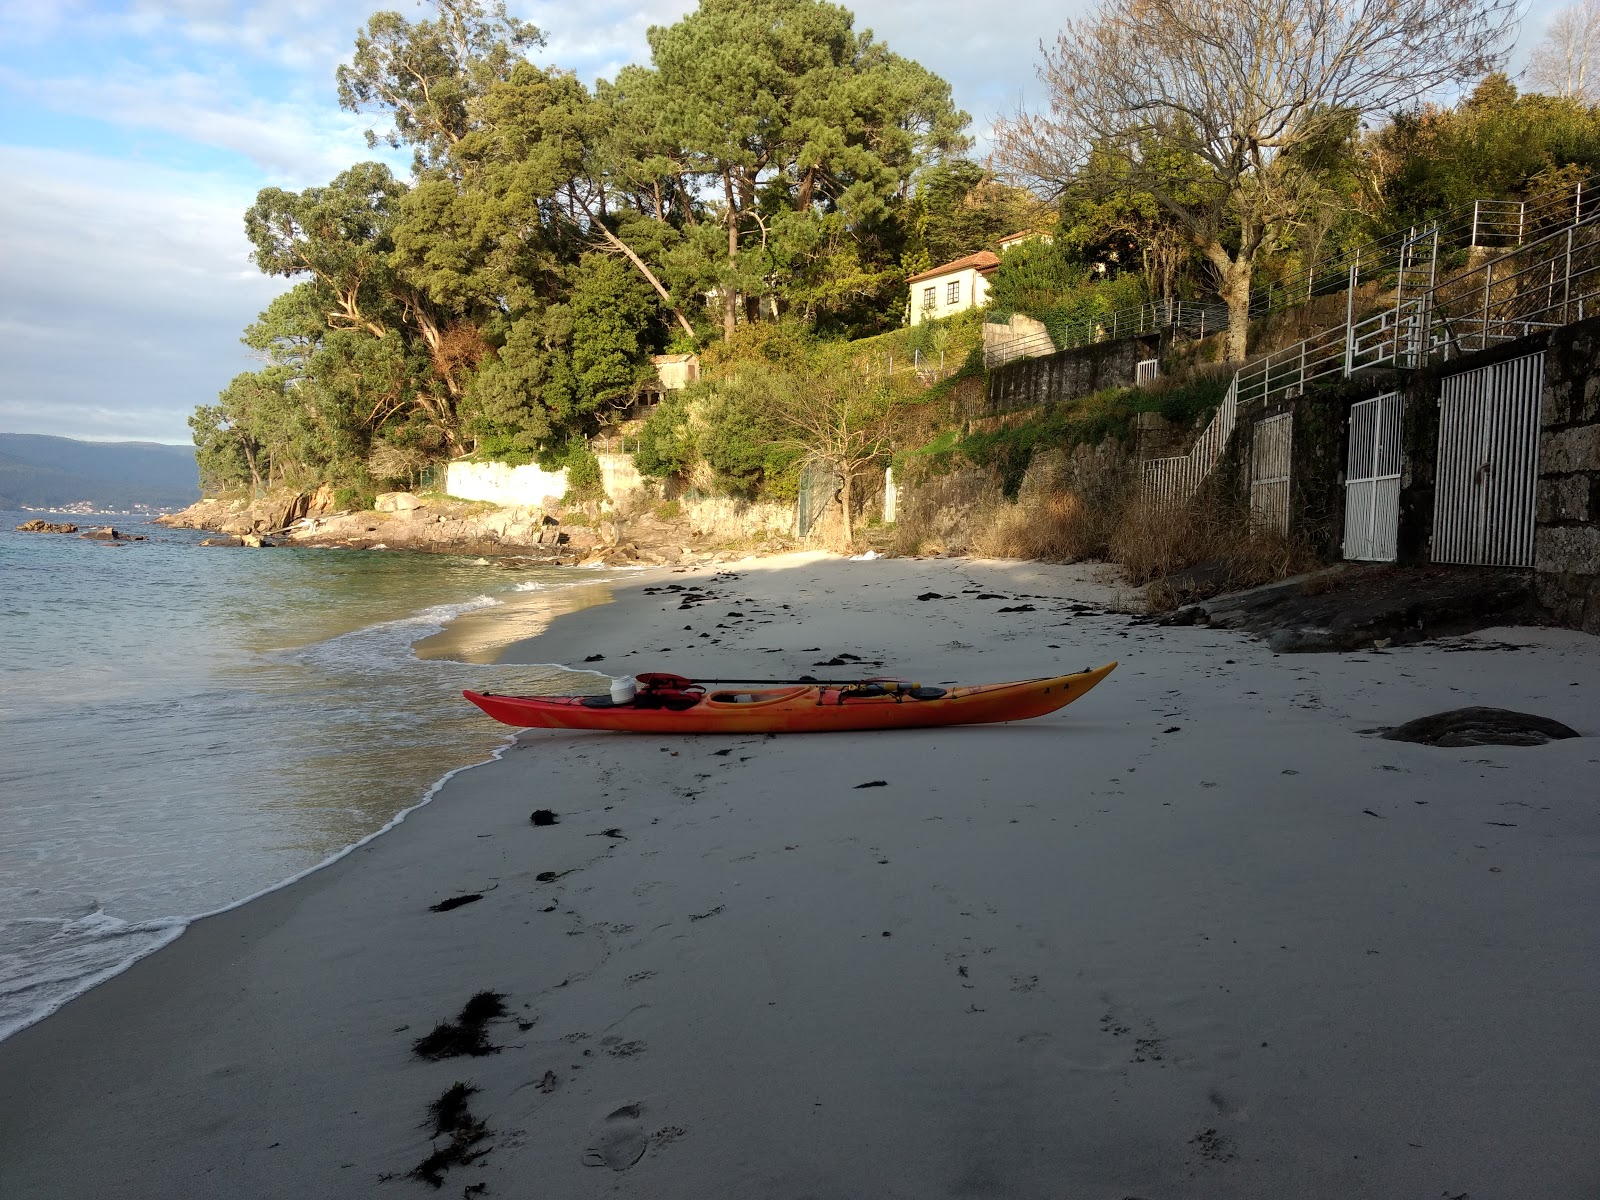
[1344,263,1356,376]
[1577,180,1584,226]
[1471,200,1480,247]
[1480,259,1493,349]
[1518,201,1526,245]
[1565,225,1574,323]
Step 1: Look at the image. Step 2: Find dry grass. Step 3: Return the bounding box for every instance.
[1110,491,1317,610]
[970,489,1127,562]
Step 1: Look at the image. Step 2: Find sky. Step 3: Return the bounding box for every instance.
[0,0,1568,444]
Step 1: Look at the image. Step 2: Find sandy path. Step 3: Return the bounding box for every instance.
[1,553,1596,1199]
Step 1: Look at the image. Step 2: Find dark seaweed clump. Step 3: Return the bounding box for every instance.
[428,893,483,913]
[412,992,508,1060]
[409,1082,490,1188]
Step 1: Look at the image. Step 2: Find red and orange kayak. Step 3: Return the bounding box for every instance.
[463,663,1116,734]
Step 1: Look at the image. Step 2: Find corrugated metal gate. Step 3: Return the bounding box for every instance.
[1250,413,1293,533]
[1343,392,1404,561]
[1433,352,1544,566]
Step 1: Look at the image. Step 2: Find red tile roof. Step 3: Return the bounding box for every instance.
[906,250,1001,285]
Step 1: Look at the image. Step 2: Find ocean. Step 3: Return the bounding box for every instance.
[0,511,617,1041]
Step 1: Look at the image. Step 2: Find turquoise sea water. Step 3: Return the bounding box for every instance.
[0,512,613,1041]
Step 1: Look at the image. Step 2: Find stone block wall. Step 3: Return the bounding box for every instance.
[1537,323,1600,631]
[985,334,1159,415]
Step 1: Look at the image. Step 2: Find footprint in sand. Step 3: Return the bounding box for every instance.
[584,1102,648,1170]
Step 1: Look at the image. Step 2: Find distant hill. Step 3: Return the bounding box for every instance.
[0,434,200,512]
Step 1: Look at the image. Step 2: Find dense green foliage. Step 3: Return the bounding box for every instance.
[903,370,1233,497]
[194,0,993,495]
[192,1,1600,508]
[1373,75,1600,229]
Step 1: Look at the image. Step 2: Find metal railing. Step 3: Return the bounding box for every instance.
[1247,172,1600,320]
[1142,212,1600,502]
[1141,375,1240,503]
[984,298,1228,369]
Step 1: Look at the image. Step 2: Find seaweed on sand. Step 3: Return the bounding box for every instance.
[409,1082,490,1188]
[412,992,508,1060]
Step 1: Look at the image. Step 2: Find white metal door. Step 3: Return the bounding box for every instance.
[1250,413,1293,534]
[1343,392,1404,561]
[1433,352,1543,566]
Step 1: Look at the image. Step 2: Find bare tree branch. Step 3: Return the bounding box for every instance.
[993,0,1517,360]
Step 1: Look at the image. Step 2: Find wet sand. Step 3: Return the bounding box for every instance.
[1,552,1597,1198]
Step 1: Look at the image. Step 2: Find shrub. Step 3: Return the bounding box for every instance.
[634,394,696,479]
[560,441,606,504]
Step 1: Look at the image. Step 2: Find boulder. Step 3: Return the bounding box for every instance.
[375,491,423,514]
[15,520,77,533]
[78,527,146,541]
[308,483,337,515]
[1379,707,1580,747]
[265,492,310,533]
[199,537,244,547]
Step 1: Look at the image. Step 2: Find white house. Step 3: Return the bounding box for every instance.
[997,229,1054,254]
[650,352,700,391]
[906,250,1001,326]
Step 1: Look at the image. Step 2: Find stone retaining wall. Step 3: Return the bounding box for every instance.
[985,334,1159,416]
[1537,322,1600,631]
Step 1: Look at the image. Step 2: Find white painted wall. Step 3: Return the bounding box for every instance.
[910,267,992,325]
[597,452,642,499]
[445,460,568,508]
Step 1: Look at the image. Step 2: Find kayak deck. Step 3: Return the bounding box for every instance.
[464,662,1116,734]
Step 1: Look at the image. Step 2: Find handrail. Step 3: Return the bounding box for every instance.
[1143,212,1600,502]
[984,298,1228,369]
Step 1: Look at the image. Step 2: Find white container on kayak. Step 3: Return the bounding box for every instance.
[610,676,638,704]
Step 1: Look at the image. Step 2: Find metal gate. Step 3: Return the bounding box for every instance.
[1343,392,1404,561]
[1250,413,1293,533]
[1433,352,1543,566]
[796,460,835,537]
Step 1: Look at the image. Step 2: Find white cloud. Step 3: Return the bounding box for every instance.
[0,147,286,442]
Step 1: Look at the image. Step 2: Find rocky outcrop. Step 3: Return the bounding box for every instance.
[158,481,806,566]
[1157,564,1544,651]
[79,526,147,542]
[15,520,78,533]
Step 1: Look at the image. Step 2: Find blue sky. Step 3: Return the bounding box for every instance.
[0,0,1565,444]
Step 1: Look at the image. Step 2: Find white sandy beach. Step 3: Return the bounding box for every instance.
[1,551,1597,1199]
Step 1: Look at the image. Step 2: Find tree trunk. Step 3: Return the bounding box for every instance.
[838,469,853,547]
[723,172,739,340]
[241,440,262,491]
[1205,247,1254,363]
[591,222,697,340]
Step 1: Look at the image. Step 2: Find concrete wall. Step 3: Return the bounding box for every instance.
[679,493,795,540]
[597,452,642,500]
[985,333,1160,416]
[444,460,568,508]
[982,314,1053,364]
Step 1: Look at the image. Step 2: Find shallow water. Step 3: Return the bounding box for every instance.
[0,511,614,1040]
